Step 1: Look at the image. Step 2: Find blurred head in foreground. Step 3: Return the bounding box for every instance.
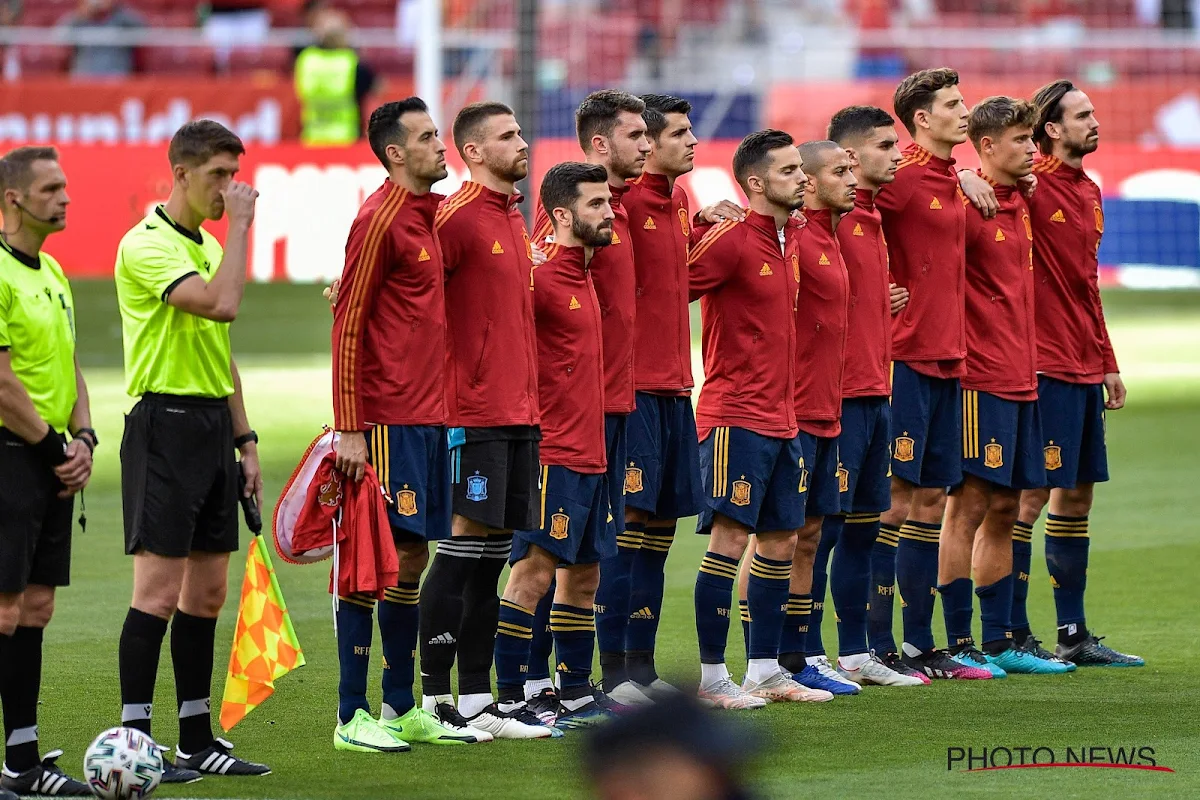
[584,694,757,800]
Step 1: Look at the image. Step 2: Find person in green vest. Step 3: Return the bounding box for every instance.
[0,145,95,798]
[294,8,378,146]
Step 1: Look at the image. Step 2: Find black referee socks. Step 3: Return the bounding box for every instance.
[119,608,168,738]
[1,626,44,771]
[171,611,218,755]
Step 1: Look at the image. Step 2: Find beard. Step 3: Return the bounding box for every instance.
[1066,134,1099,160]
[765,183,804,212]
[610,151,645,181]
[486,153,529,183]
[573,216,614,248]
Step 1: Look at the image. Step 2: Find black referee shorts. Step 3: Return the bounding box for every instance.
[450,426,541,531]
[0,429,74,594]
[120,393,239,558]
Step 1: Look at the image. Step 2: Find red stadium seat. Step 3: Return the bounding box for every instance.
[142,9,200,27]
[14,45,72,75]
[137,45,216,75]
[343,8,395,28]
[359,46,414,76]
[225,45,294,75]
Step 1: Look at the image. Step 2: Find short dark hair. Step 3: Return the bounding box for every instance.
[797,140,843,174]
[367,97,430,168]
[575,90,646,152]
[0,146,59,193]
[893,67,960,136]
[827,105,895,146]
[167,120,245,168]
[640,93,692,141]
[452,101,514,158]
[540,161,609,219]
[732,129,794,192]
[1032,79,1076,155]
[968,96,1037,148]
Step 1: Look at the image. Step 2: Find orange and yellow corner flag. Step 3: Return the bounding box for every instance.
[220,534,305,731]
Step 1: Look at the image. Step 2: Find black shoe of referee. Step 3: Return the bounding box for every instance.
[160,756,203,784]
[176,738,271,776]
[1,750,91,796]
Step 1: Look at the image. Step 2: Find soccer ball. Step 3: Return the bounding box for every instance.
[82,727,164,800]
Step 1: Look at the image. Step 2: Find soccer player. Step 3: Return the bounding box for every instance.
[492,162,617,729]
[876,69,990,680]
[114,121,270,779]
[417,102,550,739]
[691,130,828,708]
[1013,81,1141,666]
[0,147,94,797]
[330,98,479,752]
[939,96,1073,677]
[532,90,653,707]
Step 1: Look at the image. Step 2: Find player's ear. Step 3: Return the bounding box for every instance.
[745,174,764,196]
[551,206,570,229]
[385,142,405,168]
[843,147,860,168]
[590,134,609,157]
[461,141,480,165]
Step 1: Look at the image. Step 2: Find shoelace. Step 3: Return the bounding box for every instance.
[813,657,844,679]
[437,705,472,729]
[953,647,988,665]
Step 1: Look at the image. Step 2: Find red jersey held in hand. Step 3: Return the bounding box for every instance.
[876,142,967,378]
[794,208,849,436]
[1029,155,1118,383]
[531,242,607,473]
[624,171,694,395]
[332,180,445,431]
[535,184,637,415]
[437,181,540,428]
[688,210,801,441]
[962,180,1038,401]
[836,188,892,398]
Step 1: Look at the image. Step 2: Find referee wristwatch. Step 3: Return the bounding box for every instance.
[234,430,259,449]
[74,427,99,453]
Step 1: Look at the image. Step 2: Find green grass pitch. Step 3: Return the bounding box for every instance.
[34,284,1200,799]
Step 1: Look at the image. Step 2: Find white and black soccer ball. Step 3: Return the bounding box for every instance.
[82,727,164,800]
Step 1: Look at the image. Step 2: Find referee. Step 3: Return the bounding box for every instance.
[0,146,94,797]
[113,121,268,782]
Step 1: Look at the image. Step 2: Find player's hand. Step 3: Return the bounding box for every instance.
[221,181,259,228]
[324,278,341,309]
[54,439,92,498]
[958,170,998,219]
[239,449,265,508]
[1103,372,1126,410]
[335,431,368,482]
[530,243,548,266]
[1018,173,1038,197]
[698,200,746,223]
[889,282,910,315]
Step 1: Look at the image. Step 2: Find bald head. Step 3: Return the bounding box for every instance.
[799,140,857,214]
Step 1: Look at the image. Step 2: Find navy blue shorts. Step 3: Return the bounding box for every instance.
[696,427,807,535]
[836,397,892,514]
[1036,375,1110,488]
[605,414,628,528]
[512,465,616,565]
[890,361,963,488]
[624,393,704,520]
[365,424,451,541]
[961,390,1047,490]
[795,431,842,518]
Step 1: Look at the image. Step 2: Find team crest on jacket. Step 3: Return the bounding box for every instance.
[837,465,849,494]
[1093,204,1104,233]
[466,473,489,502]
[397,485,419,516]
[792,253,800,282]
[318,473,344,507]
[1022,212,1033,240]
[1044,443,1063,471]
[678,207,690,236]
[550,511,570,540]
[624,465,643,494]
[523,231,533,260]
[731,479,752,507]
[983,441,1004,469]
[894,433,915,462]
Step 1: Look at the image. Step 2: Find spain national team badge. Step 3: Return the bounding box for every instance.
[792,253,800,283]
[837,466,849,493]
[1022,211,1033,240]
[1094,204,1105,233]
[466,473,488,502]
[523,230,533,260]
[894,434,915,462]
[550,510,570,540]
[678,207,690,236]
[984,441,1004,469]
[624,465,643,494]
[317,473,344,507]
[1044,443,1062,471]
[731,479,752,507]
[397,486,418,517]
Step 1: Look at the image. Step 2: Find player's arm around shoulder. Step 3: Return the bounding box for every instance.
[165,181,257,322]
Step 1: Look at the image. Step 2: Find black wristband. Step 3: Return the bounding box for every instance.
[33,428,68,467]
[234,430,259,449]
[74,427,98,453]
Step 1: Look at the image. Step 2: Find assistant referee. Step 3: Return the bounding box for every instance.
[0,146,95,798]
[113,121,268,782]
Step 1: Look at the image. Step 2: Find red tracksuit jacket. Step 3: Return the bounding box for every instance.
[794,207,849,436]
[836,188,892,398]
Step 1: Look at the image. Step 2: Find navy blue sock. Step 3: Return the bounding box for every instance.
[834,515,877,656]
[976,574,1015,649]
[1010,520,1034,637]
[738,599,750,650]
[626,525,673,657]
[897,521,940,652]
[494,599,534,704]
[778,594,810,675]
[938,578,975,649]
[695,552,738,664]
[868,523,900,654]
[378,582,420,716]
[1045,514,1089,639]
[335,594,375,723]
[596,522,642,688]
[526,583,554,681]
[550,604,595,702]
[807,522,838,657]
[746,553,791,660]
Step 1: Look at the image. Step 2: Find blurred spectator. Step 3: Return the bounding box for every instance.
[294,9,377,145]
[1,0,20,81]
[584,694,759,800]
[59,0,144,78]
[1160,0,1196,28]
[0,0,19,25]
